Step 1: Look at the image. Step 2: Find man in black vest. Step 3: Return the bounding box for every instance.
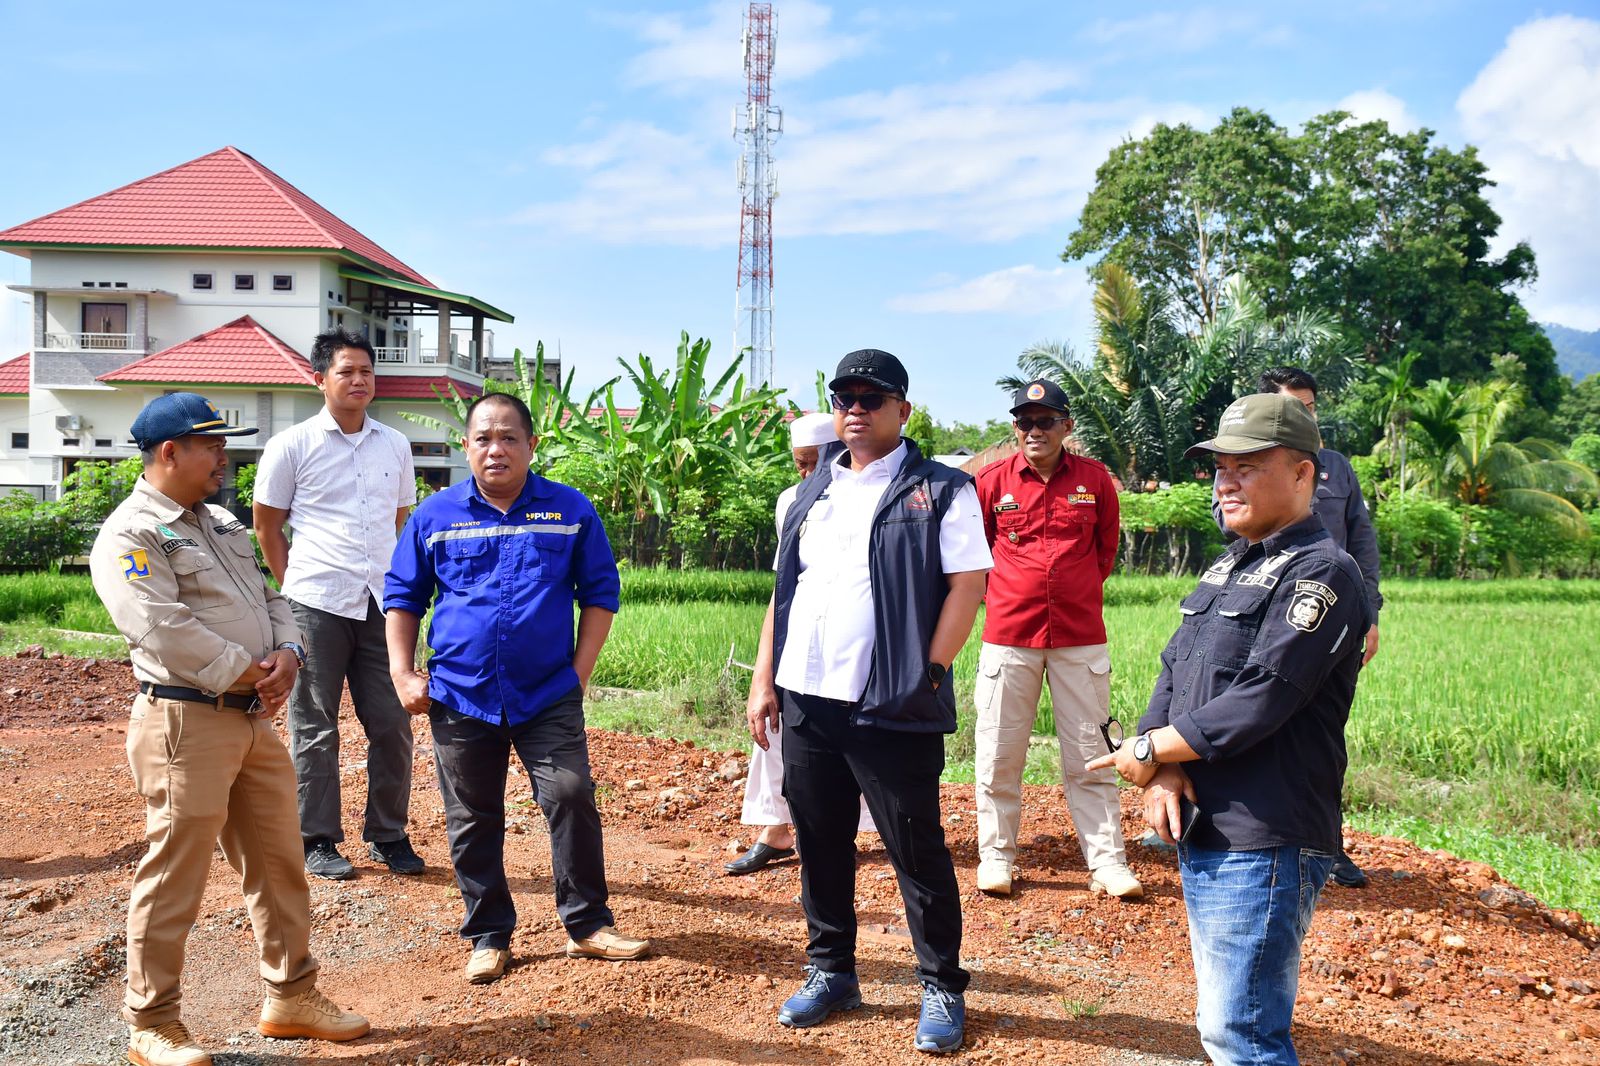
[745,349,992,1054]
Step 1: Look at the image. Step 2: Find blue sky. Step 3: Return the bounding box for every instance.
[1,1,1596,422]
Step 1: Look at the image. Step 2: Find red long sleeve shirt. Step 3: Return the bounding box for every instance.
[975,450,1120,648]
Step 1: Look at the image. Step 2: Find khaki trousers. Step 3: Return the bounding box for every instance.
[972,642,1128,872]
[123,693,318,1027]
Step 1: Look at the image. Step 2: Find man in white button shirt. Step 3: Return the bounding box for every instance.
[746,349,992,1054]
[254,329,422,881]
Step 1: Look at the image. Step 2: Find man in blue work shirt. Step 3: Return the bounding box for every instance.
[385,393,649,985]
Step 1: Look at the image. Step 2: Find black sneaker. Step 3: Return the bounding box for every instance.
[368,836,425,875]
[1330,850,1368,888]
[304,839,356,881]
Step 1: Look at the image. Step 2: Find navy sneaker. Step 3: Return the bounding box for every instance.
[914,984,965,1054]
[777,966,861,1028]
[369,836,425,875]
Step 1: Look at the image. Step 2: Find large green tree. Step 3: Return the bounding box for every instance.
[1065,107,1564,420]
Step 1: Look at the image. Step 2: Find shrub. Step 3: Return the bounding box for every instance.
[1374,495,1462,578]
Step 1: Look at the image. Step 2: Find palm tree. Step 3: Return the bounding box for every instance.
[1445,381,1599,533]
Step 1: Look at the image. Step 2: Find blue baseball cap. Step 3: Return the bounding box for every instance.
[129,392,258,450]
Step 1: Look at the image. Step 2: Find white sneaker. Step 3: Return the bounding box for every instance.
[976,859,1013,896]
[1089,862,1144,899]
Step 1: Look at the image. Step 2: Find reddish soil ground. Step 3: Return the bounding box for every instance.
[1,655,1598,1065]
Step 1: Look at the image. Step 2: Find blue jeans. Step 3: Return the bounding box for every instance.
[1179,844,1334,1066]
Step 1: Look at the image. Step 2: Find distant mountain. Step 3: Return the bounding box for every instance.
[1543,323,1600,381]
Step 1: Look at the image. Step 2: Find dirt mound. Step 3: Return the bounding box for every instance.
[0,656,1597,1064]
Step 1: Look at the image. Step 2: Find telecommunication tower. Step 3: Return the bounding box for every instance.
[734,2,781,385]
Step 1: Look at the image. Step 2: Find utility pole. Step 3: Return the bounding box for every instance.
[734,2,780,385]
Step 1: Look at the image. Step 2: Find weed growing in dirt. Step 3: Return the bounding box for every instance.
[1060,996,1106,1019]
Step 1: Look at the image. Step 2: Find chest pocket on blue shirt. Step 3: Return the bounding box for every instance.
[440,537,493,586]
[531,531,573,582]
[1205,586,1273,669]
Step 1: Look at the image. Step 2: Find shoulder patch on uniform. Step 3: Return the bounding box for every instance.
[120,549,150,581]
[1286,581,1337,633]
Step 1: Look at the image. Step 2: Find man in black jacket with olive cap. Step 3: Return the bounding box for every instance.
[1090,393,1369,1066]
[745,349,992,1054]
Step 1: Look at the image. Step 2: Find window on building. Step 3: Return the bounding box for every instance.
[62,437,80,446]
[192,272,213,291]
[114,282,127,288]
[234,273,256,292]
[272,273,294,293]
[81,303,128,349]
[411,442,450,458]
[94,438,112,448]
[9,432,27,449]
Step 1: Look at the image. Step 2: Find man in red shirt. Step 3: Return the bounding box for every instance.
[972,379,1142,899]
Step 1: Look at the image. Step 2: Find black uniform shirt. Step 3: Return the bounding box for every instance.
[1138,515,1368,854]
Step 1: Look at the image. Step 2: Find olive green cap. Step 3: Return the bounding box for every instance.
[1184,393,1322,459]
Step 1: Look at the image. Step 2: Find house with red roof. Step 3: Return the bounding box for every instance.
[0,146,511,497]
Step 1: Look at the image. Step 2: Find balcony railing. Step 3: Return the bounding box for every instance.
[41,332,159,352]
[374,346,475,371]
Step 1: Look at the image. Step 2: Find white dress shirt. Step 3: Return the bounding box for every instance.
[775,442,992,702]
[254,408,417,620]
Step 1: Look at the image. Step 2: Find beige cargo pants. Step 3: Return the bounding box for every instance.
[972,642,1129,873]
[123,692,319,1027]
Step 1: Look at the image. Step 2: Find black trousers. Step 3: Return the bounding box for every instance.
[780,690,969,993]
[429,686,614,950]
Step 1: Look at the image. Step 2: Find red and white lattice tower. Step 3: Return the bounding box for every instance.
[734,2,781,385]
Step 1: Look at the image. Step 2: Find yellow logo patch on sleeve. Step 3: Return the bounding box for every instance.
[121,549,151,581]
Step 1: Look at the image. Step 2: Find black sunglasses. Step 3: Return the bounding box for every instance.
[1098,717,1125,754]
[831,391,898,412]
[1015,415,1067,432]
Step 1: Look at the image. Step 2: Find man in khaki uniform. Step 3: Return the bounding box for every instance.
[91,393,370,1066]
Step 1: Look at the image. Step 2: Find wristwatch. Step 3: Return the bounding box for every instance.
[276,641,307,668]
[927,662,948,689]
[1132,732,1157,766]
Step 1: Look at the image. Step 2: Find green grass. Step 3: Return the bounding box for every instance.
[5,570,1599,917]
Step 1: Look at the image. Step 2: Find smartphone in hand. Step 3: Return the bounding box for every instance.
[1178,798,1199,843]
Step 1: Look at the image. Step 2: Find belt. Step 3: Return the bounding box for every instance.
[138,682,260,712]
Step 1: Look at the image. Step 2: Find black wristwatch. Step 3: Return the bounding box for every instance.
[1132,732,1157,766]
[276,641,307,668]
[927,662,949,689]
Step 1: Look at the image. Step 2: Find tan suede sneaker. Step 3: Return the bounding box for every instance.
[127,1021,211,1066]
[1089,862,1145,900]
[465,946,510,984]
[565,925,651,960]
[257,986,371,1041]
[976,859,1013,896]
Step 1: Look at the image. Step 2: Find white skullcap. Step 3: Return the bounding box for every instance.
[789,412,838,448]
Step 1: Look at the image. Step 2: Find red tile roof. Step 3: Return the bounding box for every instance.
[0,353,29,394]
[98,316,315,387]
[375,376,482,400]
[0,147,430,285]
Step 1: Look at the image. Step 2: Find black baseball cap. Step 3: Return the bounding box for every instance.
[829,349,908,395]
[1184,393,1322,459]
[1009,378,1070,415]
[129,392,258,450]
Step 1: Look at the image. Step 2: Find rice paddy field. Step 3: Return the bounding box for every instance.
[3,571,1597,917]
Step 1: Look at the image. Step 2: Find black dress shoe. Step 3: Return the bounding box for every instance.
[724,841,795,875]
[1330,850,1368,888]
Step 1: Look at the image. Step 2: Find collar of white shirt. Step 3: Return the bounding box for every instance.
[314,406,373,440]
[831,439,907,485]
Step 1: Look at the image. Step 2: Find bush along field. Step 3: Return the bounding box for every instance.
[3,570,1597,920]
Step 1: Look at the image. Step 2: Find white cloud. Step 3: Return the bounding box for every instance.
[888,264,1083,315]
[616,0,870,92]
[1458,15,1600,330]
[1082,8,1291,52]
[1335,88,1416,131]
[519,57,1205,247]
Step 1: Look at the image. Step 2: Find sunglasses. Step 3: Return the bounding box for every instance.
[830,391,898,412]
[1099,717,1124,754]
[1014,415,1067,432]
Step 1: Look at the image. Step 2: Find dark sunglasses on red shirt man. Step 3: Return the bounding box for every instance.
[1014,416,1067,432]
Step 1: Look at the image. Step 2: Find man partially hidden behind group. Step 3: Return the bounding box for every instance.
[972,378,1142,900]
[385,393,648,986]
[746,350,991,1054]
[254,328,424,882]
[91,393,368,1066]
[1089,393,1368,1066]
[727,411,876,876]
